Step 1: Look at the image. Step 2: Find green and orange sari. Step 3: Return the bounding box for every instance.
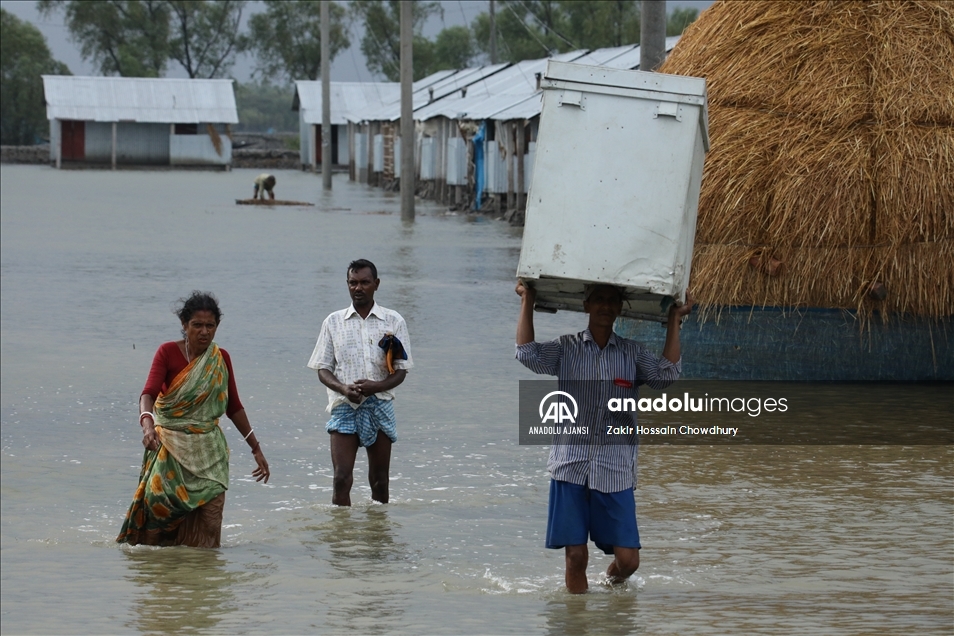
[117,343,231,546]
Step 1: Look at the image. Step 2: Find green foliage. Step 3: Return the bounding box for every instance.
[561,0,639,50]
[667,8,698,37]
[0,8,70,145]
[233,81,298,133]
[247,0,349,83]
[167,0,248,78]
[349,0,441,81]
[38,0,171,77]
[431,25,476,72]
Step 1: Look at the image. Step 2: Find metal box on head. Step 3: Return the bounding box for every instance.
[516,61,709,322]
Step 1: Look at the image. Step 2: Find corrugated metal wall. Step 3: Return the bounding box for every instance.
[170,130,231,165]
[85,122,170,164]
[354,132,368,181]
[485,140,508,193]
[335,125,350,165]
[446,137,467,185]
[49,119,60,162]
[299,111,311,165]
[394,137,401,179]
[420,137,435,180]
[372,134,384,172]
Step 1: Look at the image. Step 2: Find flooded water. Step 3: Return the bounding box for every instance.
[1,164,951,634]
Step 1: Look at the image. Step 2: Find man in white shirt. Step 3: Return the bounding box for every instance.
[307,259,413,505]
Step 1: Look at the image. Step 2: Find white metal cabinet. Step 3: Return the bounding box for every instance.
[517,61,709,321]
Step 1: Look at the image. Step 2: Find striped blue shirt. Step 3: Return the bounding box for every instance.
[516,330,681,493]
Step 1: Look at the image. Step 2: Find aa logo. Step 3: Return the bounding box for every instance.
[539,391,579,424]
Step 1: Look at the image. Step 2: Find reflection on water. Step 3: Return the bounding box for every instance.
[312,506,408,577]
[301,506,412,634]
[121,547,244,634]
[543,592,639,636]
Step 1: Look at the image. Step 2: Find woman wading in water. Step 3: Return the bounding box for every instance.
[117,292,269,548]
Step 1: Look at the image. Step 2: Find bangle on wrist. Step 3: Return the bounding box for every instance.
[243,428,254,440]
[139,411,156,426]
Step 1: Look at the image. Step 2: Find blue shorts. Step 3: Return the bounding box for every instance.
[546,479,640,555]
[326,395,397,448]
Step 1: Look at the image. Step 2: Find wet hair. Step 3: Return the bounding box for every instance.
[265,175,276,189]
[176,291,222,325]
[347,259,378,280]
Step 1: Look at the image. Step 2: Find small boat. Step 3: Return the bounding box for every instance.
[235,199,314,206]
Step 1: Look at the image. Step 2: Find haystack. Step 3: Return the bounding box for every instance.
[660,0,953,320]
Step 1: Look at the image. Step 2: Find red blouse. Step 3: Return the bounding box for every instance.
[141,341,244,417]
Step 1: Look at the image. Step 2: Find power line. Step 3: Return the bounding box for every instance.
[515,0,579,51]
[504,2,552,56]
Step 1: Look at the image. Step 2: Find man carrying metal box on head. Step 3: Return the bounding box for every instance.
[515,281,693,594]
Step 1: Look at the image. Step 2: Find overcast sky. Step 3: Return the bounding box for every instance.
[1,0,715,83]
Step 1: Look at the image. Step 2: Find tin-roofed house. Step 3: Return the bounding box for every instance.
[292,71,461,185]
[292,81,401,176]
[42,76,238,169]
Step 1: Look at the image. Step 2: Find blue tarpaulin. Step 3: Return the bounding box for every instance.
[473,121,486,210]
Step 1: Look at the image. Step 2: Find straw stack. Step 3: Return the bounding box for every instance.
[660,0,954,321]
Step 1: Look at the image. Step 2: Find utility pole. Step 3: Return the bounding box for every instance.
[489,0,496,64]
[640,0,667,72]
[400,0,414,221]
[321,0,332,191]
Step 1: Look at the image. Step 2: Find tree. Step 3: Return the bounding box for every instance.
[349,0,440,81]
[561,0,639,50]
[38,0,170,77]
[431,25,476,71]
[233,81,298,132]
[0,8,70,145]
[247,1,349,83]
[666,8,698,36]
[167,1,247,78]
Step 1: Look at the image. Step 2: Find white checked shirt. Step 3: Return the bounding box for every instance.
[307,302,414,412]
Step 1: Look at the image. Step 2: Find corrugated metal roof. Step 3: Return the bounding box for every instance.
[42,76,238,123]
[455,37,682,121]
[295,64,513,125]
[414,51,585,121]
[294,81,401,125]
[356,63,512,122]
[293,37,684,126]
[293,69,452,125]
[413,69,457,90]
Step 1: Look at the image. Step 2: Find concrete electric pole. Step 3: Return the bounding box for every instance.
[640,1,667,72]
[321,0,332,191]
[400,0,414,221]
